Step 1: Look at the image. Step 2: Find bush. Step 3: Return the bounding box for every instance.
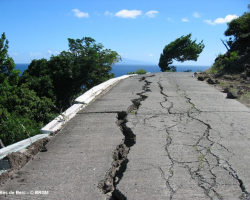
[182,69,192,72]
[225,51,239,63]
[0,113,42,146]
[127,68,147,75]
[207,51,240,74]
[206,53,225,74]
[165,70,175,72]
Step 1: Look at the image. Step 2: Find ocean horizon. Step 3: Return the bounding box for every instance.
[15,63,210,78]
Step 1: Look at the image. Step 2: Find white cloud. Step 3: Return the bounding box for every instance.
[204,20,214,25]
[193,12,201,18]
[47,50,60,55]
[167,18,174,22]
[146,10,159,18]
[29,52,42,57]
[104,11,113,17]
[149,54,153,57]
[10,52,18,56]
[72,9,89,18]
[115,9,142,18]
[204,14,238,25]
[182,18,189,22]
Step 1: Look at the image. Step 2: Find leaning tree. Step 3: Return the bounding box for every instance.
[159,33,205,72]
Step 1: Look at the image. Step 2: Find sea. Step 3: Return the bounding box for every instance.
[15,64,210,78]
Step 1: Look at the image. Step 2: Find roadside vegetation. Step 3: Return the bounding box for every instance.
[198,4,250,107]
[164,70,175,72]
[127,68,147,75]
[0,34,120,146]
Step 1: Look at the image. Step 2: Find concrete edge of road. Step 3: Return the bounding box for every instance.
[41,74,135,134]
[0,74,137,165]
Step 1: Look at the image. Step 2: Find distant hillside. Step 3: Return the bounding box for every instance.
[115,57,156,65]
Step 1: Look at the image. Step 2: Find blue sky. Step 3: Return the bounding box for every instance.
[0,0,248,66]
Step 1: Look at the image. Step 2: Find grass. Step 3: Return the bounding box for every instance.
[239,91,250,107]
[198,153,205,169]
[130,110,137,114]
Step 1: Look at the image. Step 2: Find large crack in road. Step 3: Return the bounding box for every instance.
[98,77,151,200]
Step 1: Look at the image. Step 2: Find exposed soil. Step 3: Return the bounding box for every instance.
[0,137,50,187]
[195,72,250,108]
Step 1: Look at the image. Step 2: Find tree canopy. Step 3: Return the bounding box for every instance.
[223,4,250,53]
[158,33,205,72]
[21,37,120,111]
[0,33,20,86]
[0,34,120,146]
[0,33,55,146]
[224,11,250,41]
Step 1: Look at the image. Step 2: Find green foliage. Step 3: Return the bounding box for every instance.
[0,33,51,146]
[0,33,20,86]
[20,59,55,101]
[165,66,177,72]
[165,69,176,72]
[207,53,225,74]
[158,33,205,72]
[127,68,147,75]
[224,51,239,62]
[224,11,250,41]
[224,5,250,53]
[0,79,55,145]
[22,37,120,111]
[208,51,239,74]
[0,112,42,146]
[0,34,120,146]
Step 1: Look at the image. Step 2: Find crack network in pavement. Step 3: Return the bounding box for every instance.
[157,76,250,200]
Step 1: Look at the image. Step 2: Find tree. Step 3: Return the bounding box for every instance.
[0,33,20,85]
[158,33,205,72]
[0,32,20,122]
[49,37,120,110]
[0,33,55,146]
[224,4,250,53]
[224,12,250,41]
[21,37,120,111]
[20,58,55,101]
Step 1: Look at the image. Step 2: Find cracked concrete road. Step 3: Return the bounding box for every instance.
[1,72,250,200]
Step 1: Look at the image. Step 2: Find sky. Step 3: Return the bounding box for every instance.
[0,0,249,66]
